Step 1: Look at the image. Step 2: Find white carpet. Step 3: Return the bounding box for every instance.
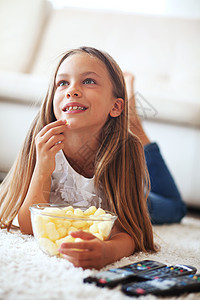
[0,216,200,300]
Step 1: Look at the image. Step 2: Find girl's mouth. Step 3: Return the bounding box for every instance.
[62,104,88,113]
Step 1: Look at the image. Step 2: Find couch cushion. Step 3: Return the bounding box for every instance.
[31,7,200,106]
[0,71,48,104]
[0,100,39,173]
[141,95,200,128]
[0,0,51,73]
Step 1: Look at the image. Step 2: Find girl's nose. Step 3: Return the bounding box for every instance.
[66,91,79,98]
[66,86,81,99]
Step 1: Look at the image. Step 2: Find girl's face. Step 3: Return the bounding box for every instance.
[53,53,123,133]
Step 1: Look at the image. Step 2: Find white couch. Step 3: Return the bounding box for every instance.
[0,0,200,208]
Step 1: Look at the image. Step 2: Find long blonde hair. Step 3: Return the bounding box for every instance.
[0,47,156,252]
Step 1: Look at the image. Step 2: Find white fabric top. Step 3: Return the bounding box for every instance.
[50,150,107,209]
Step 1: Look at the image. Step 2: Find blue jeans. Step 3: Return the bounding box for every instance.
[144,143,187,224]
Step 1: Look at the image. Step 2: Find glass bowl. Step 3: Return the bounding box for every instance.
[29,203,117,257]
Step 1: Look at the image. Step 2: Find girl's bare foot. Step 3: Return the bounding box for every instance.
[123,71,150,145]
[123,71,135,100]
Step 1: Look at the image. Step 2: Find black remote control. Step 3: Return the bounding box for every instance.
[136,264,197,280]
[122,274,200,297]
[83,260,166,288]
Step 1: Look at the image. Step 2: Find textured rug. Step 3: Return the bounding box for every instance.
[0,216,200,300]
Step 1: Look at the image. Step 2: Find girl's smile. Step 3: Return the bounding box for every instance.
[62,101,88,114]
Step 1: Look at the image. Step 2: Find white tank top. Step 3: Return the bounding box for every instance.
[50,150,108,209]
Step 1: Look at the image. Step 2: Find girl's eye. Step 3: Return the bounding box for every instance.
[57,80,68,87]
[83,78,96,85]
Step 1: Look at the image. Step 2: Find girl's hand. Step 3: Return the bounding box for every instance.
[58,231,107,270]
[34,119,67,177]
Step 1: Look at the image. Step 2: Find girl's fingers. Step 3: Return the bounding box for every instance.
[62,254,94,269]
[58,234,106,269]
[39,125,66,142]
[36,133,63,153]
[59,235,102,253]
[45,133,65,150]
[35,120,67,150]
[59,247,91,258]
[37,119,67,138]
[59,241,91,252]
[70,230,95,240]
[59,240,104,269]
[49,142,64,157]
[58,242,92,263]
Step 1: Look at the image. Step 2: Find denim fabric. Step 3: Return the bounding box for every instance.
[144,143,187,224]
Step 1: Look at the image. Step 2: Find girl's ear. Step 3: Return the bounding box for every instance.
[110,98,124,118]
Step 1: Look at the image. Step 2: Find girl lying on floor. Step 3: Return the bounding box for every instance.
[0,47,186,269]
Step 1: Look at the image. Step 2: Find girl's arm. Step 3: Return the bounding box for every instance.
[18,172,51,234]
[58,225,135,269]
[18,120,67,234]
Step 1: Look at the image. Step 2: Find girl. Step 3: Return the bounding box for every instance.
[0,47,156,269]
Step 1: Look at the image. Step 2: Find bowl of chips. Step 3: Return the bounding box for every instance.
[29,203,117,256]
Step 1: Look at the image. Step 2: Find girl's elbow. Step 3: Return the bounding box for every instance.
[19,223,33,235]
[124,232,136,255]
[18,211,33,235]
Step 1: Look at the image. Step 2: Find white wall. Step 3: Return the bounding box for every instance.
[48,0,200,18]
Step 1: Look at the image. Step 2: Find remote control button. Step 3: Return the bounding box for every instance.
[136,288,145,294]
[99,279,107,284]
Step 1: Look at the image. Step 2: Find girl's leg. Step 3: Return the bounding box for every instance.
[145,142,187,224]
[124,72,150,145]
[124,72,187,224]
